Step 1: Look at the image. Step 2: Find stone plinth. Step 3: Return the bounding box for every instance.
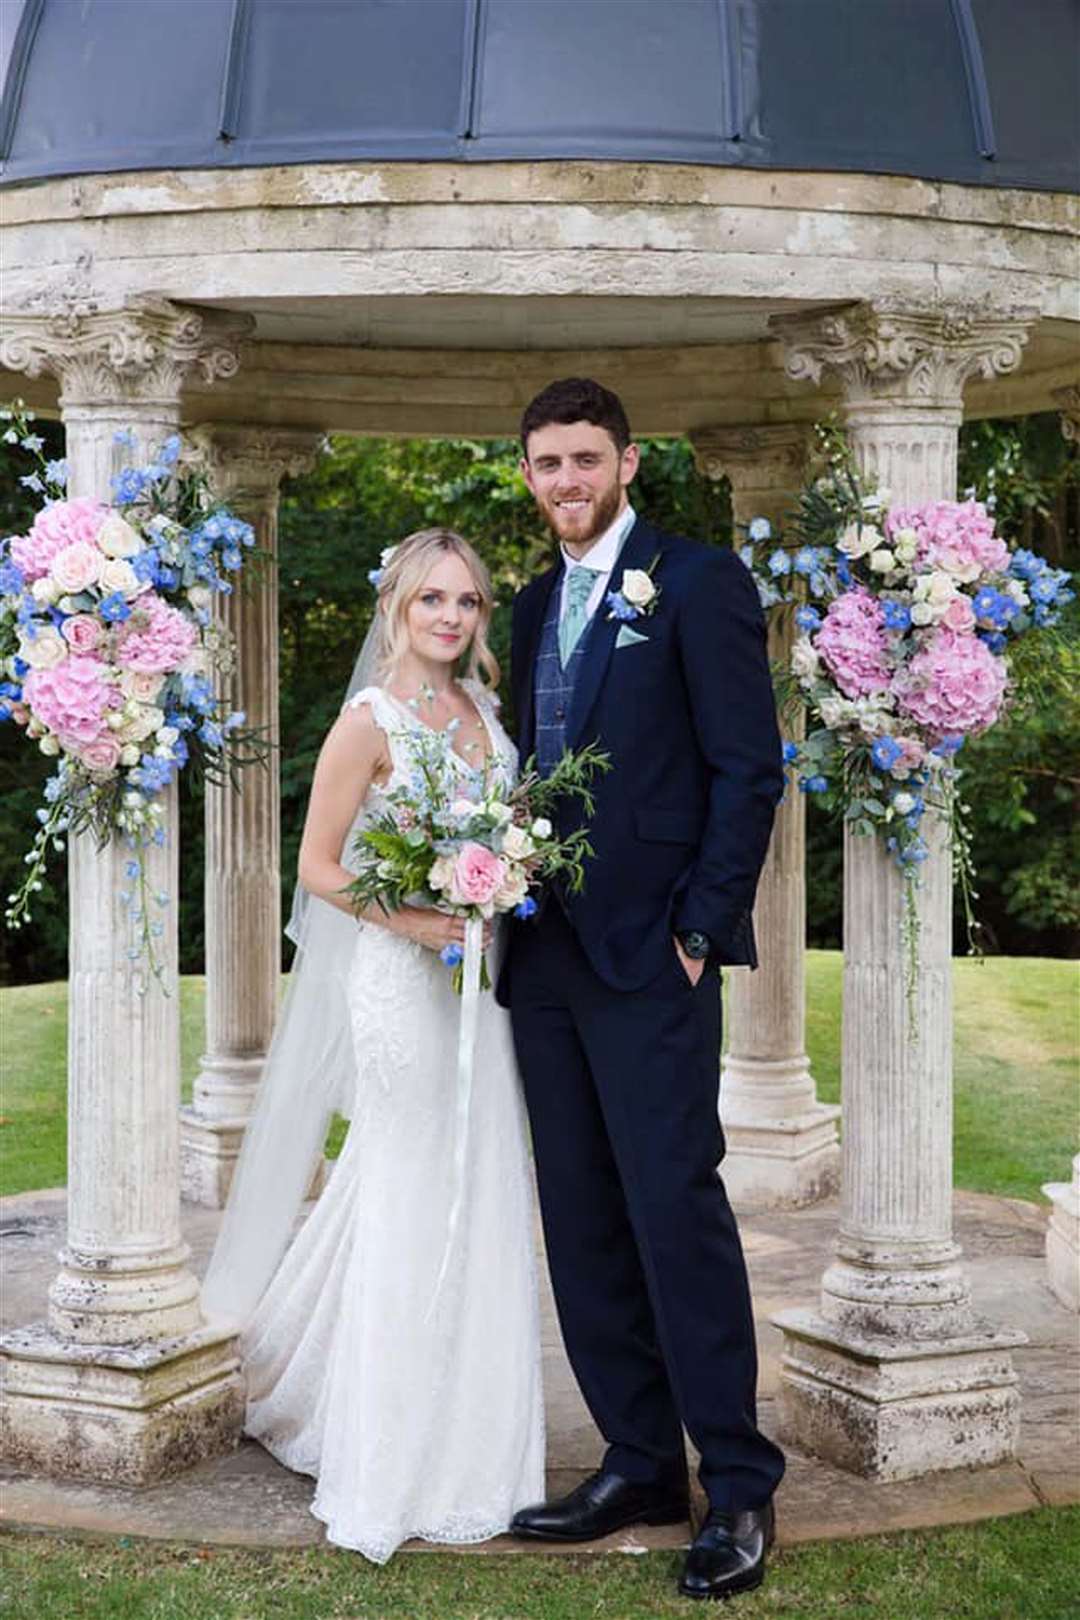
[1043,1155,1080,1312]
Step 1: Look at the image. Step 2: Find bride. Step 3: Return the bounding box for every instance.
[201,528,545,1563]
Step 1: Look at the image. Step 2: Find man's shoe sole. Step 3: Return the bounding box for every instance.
[677,1564,766,1601]
[511,1503,689,1542]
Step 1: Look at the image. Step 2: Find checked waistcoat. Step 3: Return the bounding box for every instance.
[533,578,592,777]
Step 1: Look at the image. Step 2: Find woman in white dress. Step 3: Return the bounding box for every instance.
[201,529,545,1564]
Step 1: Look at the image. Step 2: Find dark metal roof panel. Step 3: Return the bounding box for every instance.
[1,0,1077,191]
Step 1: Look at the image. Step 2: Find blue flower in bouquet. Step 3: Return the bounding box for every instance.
[110,466,148,504]
[1007,548,1045,582]
[798,774,828,794]
[737,544,756,570]
[782,740,799,764]
[440,943,464,968]
[748,517,772,541]
[514,897,538,920]
[221,548,243,571]
[835,554,853,588]
[973,586,1016,627]
[882,600,911,632]
[198,720,224,749]
[931,734,964,758]
[792,546,818,576]
[20,434,44,453]
[870,735,903,771]
[113,428,138,449]
[180,674,215,715]
[44,459,68,487]
[19,472,43,494]
[0,558,25,594]
[130,754,175,793]
[767,549,792,578]
[808,569,831,599]
[755,577,782,610]
[978,629,1008,654]
[794,605,821,632]
[99,591,132,623]
[159,434,181,467]
[1029,570,1069,606]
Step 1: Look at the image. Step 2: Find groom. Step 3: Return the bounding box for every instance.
[499,378,786,1601]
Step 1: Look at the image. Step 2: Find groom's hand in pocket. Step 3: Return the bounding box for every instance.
[673,936,705,987]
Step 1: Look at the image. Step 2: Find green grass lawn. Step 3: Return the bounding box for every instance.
[1,1508,1077,1620]
[2,953,1076,1201]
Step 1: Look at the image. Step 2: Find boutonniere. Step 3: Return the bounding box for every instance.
[606,553,662,622]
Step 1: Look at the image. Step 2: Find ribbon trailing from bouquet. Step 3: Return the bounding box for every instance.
[427,912,484,1315]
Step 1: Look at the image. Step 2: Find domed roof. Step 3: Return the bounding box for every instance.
[1,0,1075,192]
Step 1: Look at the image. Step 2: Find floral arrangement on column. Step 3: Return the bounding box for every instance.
[0,404,268,985]
[739,426,1073,999]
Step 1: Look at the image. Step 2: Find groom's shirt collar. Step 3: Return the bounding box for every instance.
[558,503,637,623]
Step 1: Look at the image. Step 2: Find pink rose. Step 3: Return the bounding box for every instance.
[61,614,105,654]
[78,733,122,773]
[448,842,507,911]
[9,498,108,582]
[942,596,976,633]
[51,541,104,594]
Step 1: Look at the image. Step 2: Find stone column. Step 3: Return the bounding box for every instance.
[768,299,1035,1479]
[0,298,253,1484]
[690,425,839,1208]
[1043,1155,1080,1313]
[179,426,320,1207]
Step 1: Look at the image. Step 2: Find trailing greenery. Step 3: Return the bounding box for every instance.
[0,421,1074,985]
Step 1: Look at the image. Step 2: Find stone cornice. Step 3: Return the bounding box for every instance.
[0,297,254,406]
[770,300,1038,407]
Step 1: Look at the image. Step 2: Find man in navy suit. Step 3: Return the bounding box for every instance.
[501,378,786,1601]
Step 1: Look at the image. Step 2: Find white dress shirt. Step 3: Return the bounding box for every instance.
[558,503,637,625]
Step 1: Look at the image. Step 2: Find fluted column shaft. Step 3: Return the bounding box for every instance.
[179,428,319,1205]
[691,425,839,1208]
[766,299,1034,1479]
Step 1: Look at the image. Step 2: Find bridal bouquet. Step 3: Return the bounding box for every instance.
[740,425,1073,1000]
[347,724,609,991]
[1,404,268,984]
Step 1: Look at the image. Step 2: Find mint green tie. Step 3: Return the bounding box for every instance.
[559,565,597,668]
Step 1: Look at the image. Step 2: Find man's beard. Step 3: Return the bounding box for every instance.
[540,476,624,548]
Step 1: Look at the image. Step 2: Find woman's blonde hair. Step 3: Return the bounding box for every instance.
[375,528,500,690]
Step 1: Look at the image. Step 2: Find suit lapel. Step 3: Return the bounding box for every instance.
[516,563,560,761]
[566,517,659,752]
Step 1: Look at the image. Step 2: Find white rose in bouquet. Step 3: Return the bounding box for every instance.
[868,549,897,574]
[531,817,552,840]
[502,824,536,861]
[99,557,142,598]
[495,862,529,912]
[837,523,882,560]
[97,512,143,559]
[428,853,457,893]
[791,637,821,680]
[19,626,67,670]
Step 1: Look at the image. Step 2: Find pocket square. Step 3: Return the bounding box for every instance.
[616,625,649,649]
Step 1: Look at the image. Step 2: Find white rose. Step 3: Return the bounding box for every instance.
[910,601,935,627]
[869,549,896,574]
[38,734,60,756]
[502,824,536,861]
[187,585,212,614]
[495,862,529,912]
[51,542,104,595]
[31,576,61,605]
[893,792,915,815]
[531,817,552,840]
[819,695,854,728]
[619,569,656,609]
[179,647,209,677]
[791,638,820,680]
[837,523,882,560]
[19,627,67,670]
[1005,579,1029,606]
[99,557,140,598]
[119,705,165,743]
[97,512,143,559]
[119,669,164,703]
[486,801,513,826]
[892,527,919,563]
[428,853,456,893]
[119,743,140,766]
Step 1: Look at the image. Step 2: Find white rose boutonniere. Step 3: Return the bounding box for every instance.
[606,554,662,622]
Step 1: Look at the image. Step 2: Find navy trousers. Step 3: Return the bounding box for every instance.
[508,902,785,1511]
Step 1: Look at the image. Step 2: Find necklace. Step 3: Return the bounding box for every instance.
[402,681,487,757]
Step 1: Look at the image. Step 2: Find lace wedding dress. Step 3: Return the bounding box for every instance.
[238,680,545,1563]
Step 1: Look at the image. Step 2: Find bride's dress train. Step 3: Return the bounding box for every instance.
[236,684,545,1563]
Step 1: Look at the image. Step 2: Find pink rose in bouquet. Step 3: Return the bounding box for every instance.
[448,842,507,910]
[10,498,108,582]
[78,733,123,773]
[51,540,105,595]
[61,614,105,654]
[115,593,197,674]
[893,627,1007,738]
[23,653,117,747]
[814,588,891,698]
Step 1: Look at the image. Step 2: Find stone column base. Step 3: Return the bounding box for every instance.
[0,1321,244,1486]
[1042,1170,1079,1311]
[722,1103,841,1211]
[773,1307,1027,1481]
[179,1108,249,1208]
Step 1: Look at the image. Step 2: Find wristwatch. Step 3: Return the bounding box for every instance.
[677,930,712,961]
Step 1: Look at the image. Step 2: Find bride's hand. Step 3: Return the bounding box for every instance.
[384,907,494,954]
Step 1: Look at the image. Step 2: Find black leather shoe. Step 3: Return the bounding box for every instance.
[510,1470,689,1542]
[678,1500,775,1601]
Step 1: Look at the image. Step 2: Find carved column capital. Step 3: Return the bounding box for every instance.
[769,300,1037,408]
[690,423,811,488]
[0,296,253,407]
[188,424,324,507]
[1053,384,1080,444]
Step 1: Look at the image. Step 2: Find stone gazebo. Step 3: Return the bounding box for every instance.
[0,0,1077,1487]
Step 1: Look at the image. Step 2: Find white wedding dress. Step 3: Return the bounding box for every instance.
[238,681,545,1563]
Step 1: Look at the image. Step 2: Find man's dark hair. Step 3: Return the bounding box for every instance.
[520,377,632,457]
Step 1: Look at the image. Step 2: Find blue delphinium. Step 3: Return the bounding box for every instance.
[768,549,792,578]
[605,590,638,622]
[870,735,903,771]
[882,600,911,632]
[514,897,538,920]
[748,517,772,541]
[782,741,799,764]
[798,774,828,794]
[793,546,818,576]
[99,592,132,623]
[794,605,821,632]
[440,943,464,968]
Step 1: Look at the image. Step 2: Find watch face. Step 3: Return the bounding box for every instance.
[681,931,711,960]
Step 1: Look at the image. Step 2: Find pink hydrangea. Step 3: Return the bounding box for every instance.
[115,593,197,674]
[813,588,892,698]
[893,627,1007,738]
[886,499,1008,582]
[9,498,108,583]
[23,654,116,747]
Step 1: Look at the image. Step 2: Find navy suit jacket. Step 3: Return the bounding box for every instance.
[502,516,784,995]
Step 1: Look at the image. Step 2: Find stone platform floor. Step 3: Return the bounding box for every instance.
[1,1185,1076,1555]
